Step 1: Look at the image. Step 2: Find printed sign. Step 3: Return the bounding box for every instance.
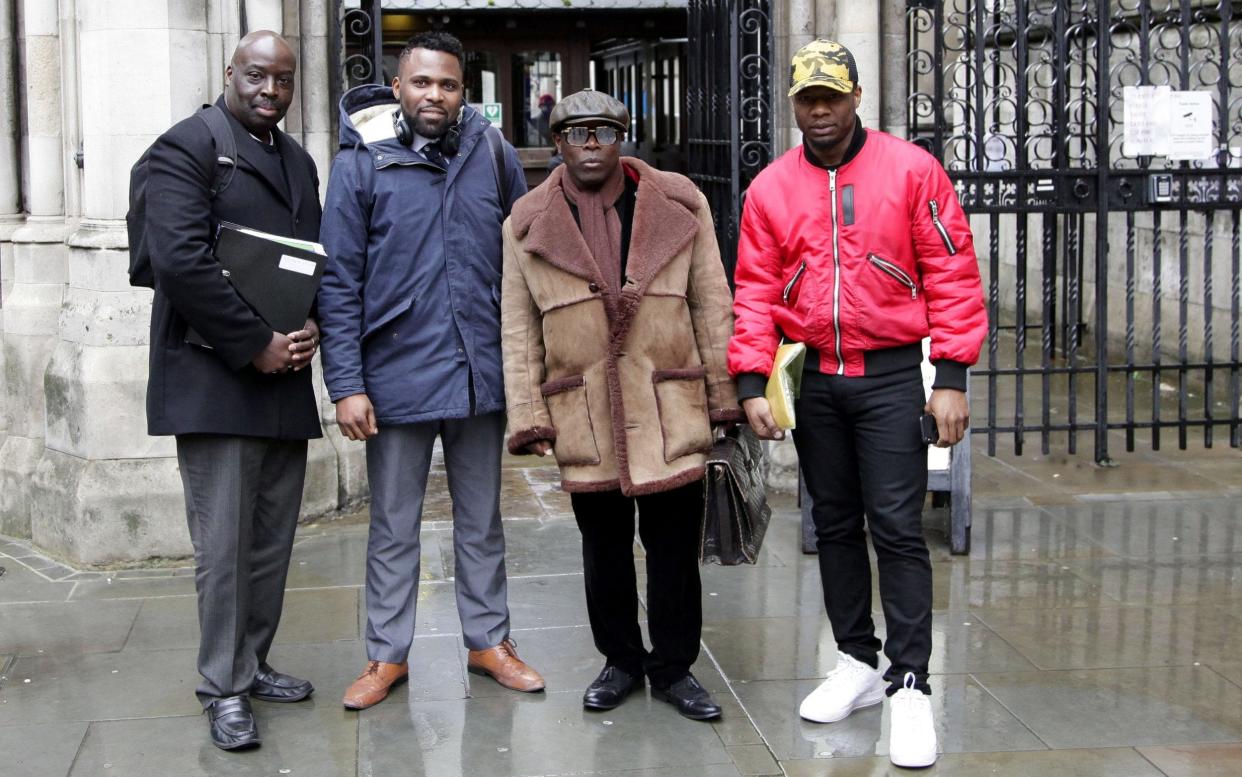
[1167,90,1215,161]
[1122,85,1169,157]
[472,102,503,126]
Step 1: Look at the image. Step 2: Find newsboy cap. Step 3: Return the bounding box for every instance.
[548,89,630,133]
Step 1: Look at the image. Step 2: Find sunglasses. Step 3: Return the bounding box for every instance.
[561,125,621,147]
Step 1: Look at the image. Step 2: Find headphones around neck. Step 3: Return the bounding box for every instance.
[393,107,463,156]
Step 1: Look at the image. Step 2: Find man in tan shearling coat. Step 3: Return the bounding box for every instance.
[501,89,743,721]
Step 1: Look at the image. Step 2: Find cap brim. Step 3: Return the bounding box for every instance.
[788,76,854,97]
[556,116,628,131]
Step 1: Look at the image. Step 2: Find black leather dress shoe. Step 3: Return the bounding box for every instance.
[252,663,314,703]
[583,665,644,711]
[206,695,261,750]
[651,674,722,720]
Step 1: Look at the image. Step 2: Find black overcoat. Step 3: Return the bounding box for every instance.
[144,96,323,439]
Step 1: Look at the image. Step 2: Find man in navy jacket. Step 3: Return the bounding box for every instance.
[318,31,544,709]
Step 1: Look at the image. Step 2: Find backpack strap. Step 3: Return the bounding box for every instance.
[196,104,237,198]
[484,125,512,218]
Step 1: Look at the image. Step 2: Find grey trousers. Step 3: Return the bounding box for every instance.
[364,411,510,661]
[176,434,307,707]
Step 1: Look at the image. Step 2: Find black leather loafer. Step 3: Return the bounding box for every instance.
[206,695,261,750]
[583,665,644,711]
[651,674,722,721]
[252,663,314,703]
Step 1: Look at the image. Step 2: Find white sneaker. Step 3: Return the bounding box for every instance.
[888,672,937,768]
[798,651,885,723]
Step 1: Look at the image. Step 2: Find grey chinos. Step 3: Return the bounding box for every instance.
[364,411,510,662]
[176,434,308,707]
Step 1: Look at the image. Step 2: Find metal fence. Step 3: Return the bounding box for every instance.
[908,0,1242,463]
[686,0,774,280]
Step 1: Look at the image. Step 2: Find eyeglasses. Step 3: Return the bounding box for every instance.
[561,125,621,147]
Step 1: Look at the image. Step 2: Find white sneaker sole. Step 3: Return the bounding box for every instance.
[889,747,937,769]
[799,686,886,723]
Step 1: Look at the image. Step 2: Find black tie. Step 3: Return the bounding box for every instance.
[423,141,448,170]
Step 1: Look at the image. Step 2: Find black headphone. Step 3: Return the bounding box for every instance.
[392,107,463,156]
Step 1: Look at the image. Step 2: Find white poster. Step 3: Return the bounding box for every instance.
[1122,85,1169,157]
[1166,90,1215,161]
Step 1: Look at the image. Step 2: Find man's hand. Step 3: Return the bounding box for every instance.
[336,393,378,441]
[527,440,552,457]
[287,319,320,371]
[925,388,969,448]
[252,332,295,374]
[742,397,785,441]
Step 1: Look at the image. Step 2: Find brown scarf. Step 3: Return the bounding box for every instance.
[561,163,626,291]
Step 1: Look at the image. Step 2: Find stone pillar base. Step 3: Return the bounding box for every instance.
[766,436,800,494]
[30,449,190,565]
[0,435,42,537]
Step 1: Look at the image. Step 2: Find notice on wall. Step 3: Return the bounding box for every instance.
[1123,86,1216,160]
[1122,85,1169,157]
[1166,90,1215,161]
[471,102,503,126]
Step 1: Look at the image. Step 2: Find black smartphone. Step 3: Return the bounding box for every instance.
[918,413,939,445]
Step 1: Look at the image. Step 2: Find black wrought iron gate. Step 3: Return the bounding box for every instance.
[908,0,1242,463]
[686,0,774,279]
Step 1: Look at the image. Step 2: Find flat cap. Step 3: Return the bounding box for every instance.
[548,89,630,133]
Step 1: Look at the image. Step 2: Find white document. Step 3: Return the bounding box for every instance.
[278,255,317,276]
[1167,90,1215,161]
[1122,85,1169,157]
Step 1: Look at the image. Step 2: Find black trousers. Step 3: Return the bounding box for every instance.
[792,366,933,694]
[570,482,704,689]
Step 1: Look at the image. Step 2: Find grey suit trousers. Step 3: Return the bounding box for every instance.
[364,412,510,661]
[176,434,307,707]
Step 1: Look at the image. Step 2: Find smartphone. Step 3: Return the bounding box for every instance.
[918,413,939,446]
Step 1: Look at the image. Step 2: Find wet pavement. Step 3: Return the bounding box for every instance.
[1,436,1241,777]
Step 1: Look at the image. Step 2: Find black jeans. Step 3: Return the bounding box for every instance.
[792,366,933,694]
[570,482,704,689]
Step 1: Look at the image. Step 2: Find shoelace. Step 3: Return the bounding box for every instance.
[362,660,382,678]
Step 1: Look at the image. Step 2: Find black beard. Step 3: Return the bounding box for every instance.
[409,111,449,140]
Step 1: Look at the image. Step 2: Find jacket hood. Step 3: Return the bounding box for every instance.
[336,83,488,150]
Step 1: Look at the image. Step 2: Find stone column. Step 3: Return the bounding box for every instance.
[879,0,908,137]
[28,0,212,562]
[1,0,69,538]
[835,1,881,131]
[0,0,22,473]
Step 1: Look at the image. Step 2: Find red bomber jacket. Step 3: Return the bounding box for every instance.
[728,125,987,395]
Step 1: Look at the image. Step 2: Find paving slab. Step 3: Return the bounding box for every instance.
[264,636,467,705]
[439,517,585,578]
[0,721,88,777]
[0,599,141,657]
[122,586,361,652]
[0,648,201,725]
[357,690,736,777]
[0,557,74,603]
[1136,743,1242,777]
[973,604,1242,670]
[732,675,1045,761]
[782,746,1166,777]
[66,709,357,777]
[69,574,197,601]
[1064,556,1242,606]
[928,559,1118,610]
[962,504,1115,561]
[974,665,1242,749]
[1047,497,1242,558]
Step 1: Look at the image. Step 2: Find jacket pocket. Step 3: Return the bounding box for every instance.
[362,295,417,342]
[867,253,918,299]
[652,367,713,463]
[928,200,958,255]
[540,375,602,466]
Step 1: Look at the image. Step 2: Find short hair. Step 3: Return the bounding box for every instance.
[398,31,465,71]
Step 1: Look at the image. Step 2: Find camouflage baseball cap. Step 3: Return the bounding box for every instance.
[788,39,859,97]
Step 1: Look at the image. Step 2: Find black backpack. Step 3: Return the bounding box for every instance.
[126,105,237,288]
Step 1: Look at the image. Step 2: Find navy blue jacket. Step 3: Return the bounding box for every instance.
[318,85,526,424]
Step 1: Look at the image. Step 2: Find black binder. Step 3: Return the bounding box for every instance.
[186,222,326,348]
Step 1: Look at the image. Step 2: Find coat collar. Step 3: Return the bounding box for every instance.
[511,157,702,295]
[215,96,308,215]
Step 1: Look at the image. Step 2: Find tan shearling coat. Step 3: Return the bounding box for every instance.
[501,158,743,496]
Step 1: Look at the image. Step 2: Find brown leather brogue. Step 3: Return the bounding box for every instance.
[342,660,408,710]
[467,638,546,692]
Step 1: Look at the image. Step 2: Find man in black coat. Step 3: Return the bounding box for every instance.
[144,30,322,751]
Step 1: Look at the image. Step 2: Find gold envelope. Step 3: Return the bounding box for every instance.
[764,341,807,430]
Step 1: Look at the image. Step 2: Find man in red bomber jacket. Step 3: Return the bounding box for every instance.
[728,40,987,769]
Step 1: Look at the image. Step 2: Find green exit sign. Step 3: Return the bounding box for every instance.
[480,102,503,125]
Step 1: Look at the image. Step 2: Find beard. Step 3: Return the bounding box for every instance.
[409,109,450,139]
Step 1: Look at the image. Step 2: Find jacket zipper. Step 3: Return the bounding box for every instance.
[928,200,958,255]
[867,253,918,299]
[782,262,806,304]
[829,170,844,375]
